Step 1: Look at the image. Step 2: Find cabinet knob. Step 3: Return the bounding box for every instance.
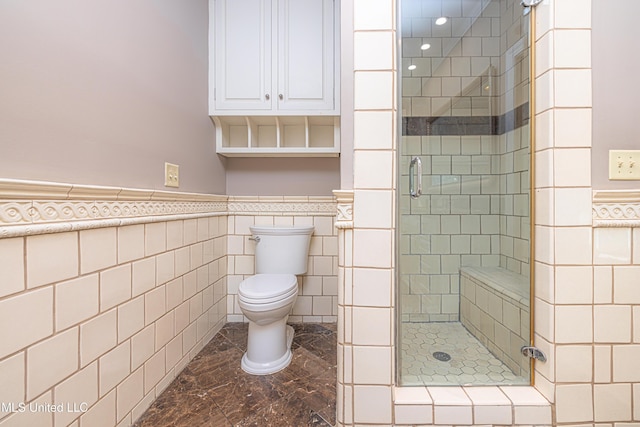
[278,94,283,100]
[265,94,270,100]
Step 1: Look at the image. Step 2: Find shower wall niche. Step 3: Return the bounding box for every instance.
[398,0,532,385]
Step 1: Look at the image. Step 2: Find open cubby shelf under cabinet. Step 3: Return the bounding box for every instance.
[212,116,340,157]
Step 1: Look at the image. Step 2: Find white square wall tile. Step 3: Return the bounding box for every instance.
[132,257,156,297]
[353,346,392,384]
[474,405,512,425]
[80,389,116,427]
[554,108,591,148]
[553,148,591,187]
[118,224,145,264]
[394,404,432,425]
[56,274,99,331]
[555,345,592,382]
[131,326,155,371]
[53,362,98,427]
[554,30,591,68]
[145,222,167,256]
[613,266,640,304]
[0,287,53,360]
[354,150,393,189]
[555,69,592,108]
[116,367,144,422]
[353,229,392,268]
[555,305,592,343]
[554,187,592,226]
[594,383,632,422]
[353,268,392,307]
[354,31,393,70]
[80,309,117,368]
[555,0,591,29]
[556,384,593,423]
[100,264,132,312]
[594,227,632,265]
[354,71,394,110]
[27,328,79,400]
[0,237,24,298]
[612,345,640,382]
[535,31,554,77]
[80,227,117,274]
[555,266,592,304]
[351,307,391,346]
[354,111,394,150]
[353,0,393,31]
[99,341,131,397]
[118,296,145,343]
[26,232,78,289]
[354,190,393,229]
[353,385,392,424]
[594,305,631,343]
[0,353,25,410]
[535,71,553,114]
[554,226,592,265]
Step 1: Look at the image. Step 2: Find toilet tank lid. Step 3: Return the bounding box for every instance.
[249,225,314,235]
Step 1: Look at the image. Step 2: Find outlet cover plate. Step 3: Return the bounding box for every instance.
[164,162,179,188]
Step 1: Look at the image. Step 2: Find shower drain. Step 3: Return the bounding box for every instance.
[432,351,452,362]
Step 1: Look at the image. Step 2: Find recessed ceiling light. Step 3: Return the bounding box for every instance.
[408,64,417,71]
[420,43,431,50]
[435,16,448,25]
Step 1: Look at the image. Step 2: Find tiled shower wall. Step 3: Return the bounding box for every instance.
[225,196,339,323]
[399,0,530,321]
[0,189,228,427]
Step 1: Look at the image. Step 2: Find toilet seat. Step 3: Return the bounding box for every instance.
[238,274,298,304]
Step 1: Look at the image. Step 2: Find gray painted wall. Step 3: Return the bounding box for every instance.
[592,0,640,189]
[0,0,226,194]
[0,1,347,196]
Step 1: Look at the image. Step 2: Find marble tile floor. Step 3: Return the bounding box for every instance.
[134,323,337,427]
[400,322,529,386]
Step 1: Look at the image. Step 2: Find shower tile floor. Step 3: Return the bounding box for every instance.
[400,322,528,386]
[134,323,336,427]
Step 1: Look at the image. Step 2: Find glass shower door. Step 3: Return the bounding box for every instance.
[397,0,532,386]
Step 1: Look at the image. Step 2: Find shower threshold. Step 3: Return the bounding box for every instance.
[400,322,529,386]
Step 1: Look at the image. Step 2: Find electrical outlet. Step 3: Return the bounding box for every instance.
[609,150,640,180]
[164,162,179,188]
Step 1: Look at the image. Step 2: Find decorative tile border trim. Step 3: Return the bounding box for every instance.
[0,179,339,238]
[0,178,226,201]
[228,196,336,216]
[0,179,228,238]
[593,190,640,227]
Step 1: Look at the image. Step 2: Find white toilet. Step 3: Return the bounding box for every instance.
[238,225,314,375]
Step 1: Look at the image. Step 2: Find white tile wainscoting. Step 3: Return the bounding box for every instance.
[0,179,338,427]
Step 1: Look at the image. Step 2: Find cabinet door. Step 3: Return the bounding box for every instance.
[277,0,335,112]
[214,0,272,111]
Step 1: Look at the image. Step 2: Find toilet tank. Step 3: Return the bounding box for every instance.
[250,226,314,274]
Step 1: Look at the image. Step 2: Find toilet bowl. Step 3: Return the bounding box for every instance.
[238,225,314,375]
[238,274,298,374]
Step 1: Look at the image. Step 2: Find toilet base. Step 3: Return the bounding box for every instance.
[241,323,295,375]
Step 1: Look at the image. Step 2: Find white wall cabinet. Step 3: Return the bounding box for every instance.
[209,0,340,157]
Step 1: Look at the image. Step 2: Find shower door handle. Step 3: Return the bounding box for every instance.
[409,156,422,199]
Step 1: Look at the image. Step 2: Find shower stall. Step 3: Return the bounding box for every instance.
[397,0,533,386]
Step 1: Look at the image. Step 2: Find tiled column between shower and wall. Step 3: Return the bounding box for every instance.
[339,0,640,425]
[534,0,640,424]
